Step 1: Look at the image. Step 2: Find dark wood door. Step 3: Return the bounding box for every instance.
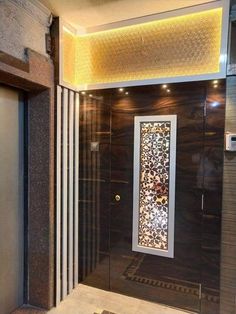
[110,84,205,312]
[79,81,225,314]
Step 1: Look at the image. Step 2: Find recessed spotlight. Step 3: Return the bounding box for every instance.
[213,80,218,84]
[89,94,93,97]
[162,84,168,89]
[167,89,171,93]
[213,84,218,88]
[81,91,86,95]
[125,91,129,95]
[211,101,219,107]
[119,88,124,92]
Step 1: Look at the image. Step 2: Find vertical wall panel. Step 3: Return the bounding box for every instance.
[91,107,96,271]
[56,86,79,305]
[220,76,236,314]
[68,91,74,293]
[82,96,87,278]
[79,94,105,281]
[56,86,62,305]
[87,107,92,274]
[74,93,80,286]
[96,100,101,266]
[62,88,68,299]
[56,86,80,303]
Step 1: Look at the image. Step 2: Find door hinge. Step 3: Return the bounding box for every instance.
[201,193,204,211]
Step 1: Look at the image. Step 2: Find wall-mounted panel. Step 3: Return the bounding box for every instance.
[132,115,177,258]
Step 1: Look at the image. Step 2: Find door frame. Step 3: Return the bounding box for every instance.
[0,49,55,310]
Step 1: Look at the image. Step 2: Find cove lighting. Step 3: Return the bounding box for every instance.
[61,5,226,90]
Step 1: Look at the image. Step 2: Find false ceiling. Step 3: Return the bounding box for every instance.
[38,0,218,30]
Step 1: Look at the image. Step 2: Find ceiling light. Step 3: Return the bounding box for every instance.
[125,91,129,95]
[167,89,171,93]
[162,84,168,89]
[81,91,86,95]
[213,80,218,84]
[119,88,124,92]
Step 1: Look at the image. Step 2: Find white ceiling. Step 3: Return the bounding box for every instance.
[38,0,218,30]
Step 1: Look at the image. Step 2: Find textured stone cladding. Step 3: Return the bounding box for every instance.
[0,0,50,61]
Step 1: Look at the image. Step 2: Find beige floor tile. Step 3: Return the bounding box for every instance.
[48,284,192,314]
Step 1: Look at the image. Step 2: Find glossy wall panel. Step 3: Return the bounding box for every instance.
[79,92,111,289]
[201,82,226,314]
[79,81,226,314]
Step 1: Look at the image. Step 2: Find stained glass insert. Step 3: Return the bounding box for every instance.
[138,122,170,250]
[133,115,176,258]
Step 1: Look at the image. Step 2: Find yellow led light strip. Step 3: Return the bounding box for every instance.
[62,7,223,88]
[62,29,76,86]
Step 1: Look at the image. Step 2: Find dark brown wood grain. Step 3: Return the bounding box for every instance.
[79,81,226,314]
[220,76,236,314]
[109,84,205,312]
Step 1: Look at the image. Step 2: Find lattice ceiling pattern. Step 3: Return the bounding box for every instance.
[62,8,223,87]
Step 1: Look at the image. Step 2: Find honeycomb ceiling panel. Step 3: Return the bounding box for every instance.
[61,7,224,87]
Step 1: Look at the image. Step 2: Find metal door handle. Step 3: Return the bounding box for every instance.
[115,194,121,202]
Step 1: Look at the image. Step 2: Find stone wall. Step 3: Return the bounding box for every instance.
[0,0,51,61]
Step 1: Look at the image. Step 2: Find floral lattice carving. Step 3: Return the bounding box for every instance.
[138,122,170,250]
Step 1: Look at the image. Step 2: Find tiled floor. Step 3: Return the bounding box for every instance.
[13,284,193,314]
[47,284,191,314]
